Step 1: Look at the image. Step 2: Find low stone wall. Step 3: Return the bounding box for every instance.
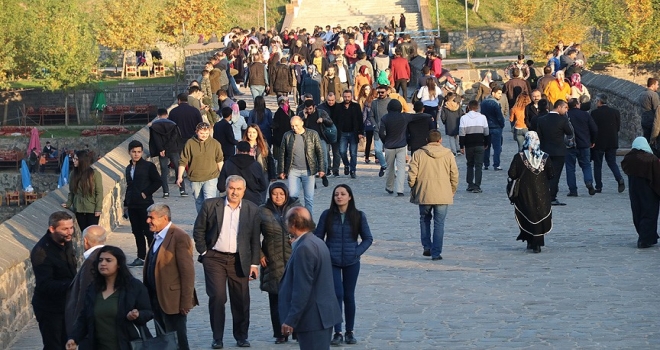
[580,71,648,147]
[448,29,524,53]
[6,84,179,125]
[0,128,149,348]
[183,43,227,85]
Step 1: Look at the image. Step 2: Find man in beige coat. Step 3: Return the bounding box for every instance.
[408,129,459,260]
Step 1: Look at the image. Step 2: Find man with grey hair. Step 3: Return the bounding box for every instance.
[590,93,625,193]
[144,203,198,350]
[193,175,261,349]
[65,225,107,339]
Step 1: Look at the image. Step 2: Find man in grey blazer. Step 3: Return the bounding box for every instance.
[193,175,262,349]
[279,207,342,350]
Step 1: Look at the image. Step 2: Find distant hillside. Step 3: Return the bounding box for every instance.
[429,1,510,31]
[227,0,290,30]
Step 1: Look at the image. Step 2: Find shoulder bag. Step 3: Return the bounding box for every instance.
[130,321,178,350]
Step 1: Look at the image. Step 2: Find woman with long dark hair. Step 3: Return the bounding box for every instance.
[258,183,301,344]
[244,124,276,181]
[315,184,373,346]
[416,77,443,120]
[62,150,103,231]
[66,246,152,349]
[357,85,377,163]
[248,95,274,145]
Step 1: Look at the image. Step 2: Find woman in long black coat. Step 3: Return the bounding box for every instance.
[507,131,554,253]
[259,183,301,344]
[621,137,660,248]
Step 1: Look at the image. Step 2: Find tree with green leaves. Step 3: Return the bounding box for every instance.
[505,0,542,54]
[20,0,98,125]
[97,0,158,79]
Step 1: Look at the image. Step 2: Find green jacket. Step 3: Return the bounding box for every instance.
[179,136,223,182]
[66,169,103,213]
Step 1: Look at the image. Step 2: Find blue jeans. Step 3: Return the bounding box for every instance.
[288,168,315,216]
[249,85,265,100]
[332,262,360,333]
[191,178,218,213]
[158,153,185,194]
[592,148,623,189]
[565,147,593,193]
[483,127,502,168]
[419,205,448,258]
[339,132,358,173]
[373,138,387,168]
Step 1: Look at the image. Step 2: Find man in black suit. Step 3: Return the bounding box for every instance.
[193,175,261,349]
[218,141,268,205]
[279,207,342,350]
[169,93,203,141]
[537,99,573,206]
[591,93,625,193]
[213,107,238,161]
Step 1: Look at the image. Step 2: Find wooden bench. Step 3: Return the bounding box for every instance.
[121,104,154,124]
[5,191,20,206]
[125,65,137,77]
[41,106,76,125]
[0,151,20,170]
[102,105,131,124]
[24,192,37,205]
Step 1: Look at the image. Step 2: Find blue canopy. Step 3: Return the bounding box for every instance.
[20,160,32,191]
[58,156,70,188]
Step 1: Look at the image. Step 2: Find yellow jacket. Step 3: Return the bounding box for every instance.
[544,80,571,105]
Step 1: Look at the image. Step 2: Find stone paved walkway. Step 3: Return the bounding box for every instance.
[9,94,660,349]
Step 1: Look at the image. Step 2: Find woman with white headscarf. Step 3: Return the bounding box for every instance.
[621,137,660,248]
[507,131,554,253]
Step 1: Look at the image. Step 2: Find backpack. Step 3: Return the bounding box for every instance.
[321,123,338,144]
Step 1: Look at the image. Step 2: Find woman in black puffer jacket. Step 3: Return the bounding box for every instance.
[258,182,301,344]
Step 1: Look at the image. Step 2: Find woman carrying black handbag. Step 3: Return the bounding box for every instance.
[66,246,153,349]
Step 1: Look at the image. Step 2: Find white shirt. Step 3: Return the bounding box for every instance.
[337,65,348,83]
[212,199,242,253]
[83,245,104,259]
[417,86,444,107]
[152,222,172,253]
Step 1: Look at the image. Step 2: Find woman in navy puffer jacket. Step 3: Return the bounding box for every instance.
[315,184,373,346]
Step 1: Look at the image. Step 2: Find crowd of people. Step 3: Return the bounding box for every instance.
[28,19,660,350]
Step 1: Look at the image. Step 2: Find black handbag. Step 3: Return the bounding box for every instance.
[130,321,178,350]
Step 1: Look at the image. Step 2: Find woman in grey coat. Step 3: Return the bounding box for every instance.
[259,182,301,344]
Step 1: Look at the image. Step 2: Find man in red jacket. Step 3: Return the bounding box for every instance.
[390,49,411,101]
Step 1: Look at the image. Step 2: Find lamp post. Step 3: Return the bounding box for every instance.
[435,0,440,35]
[263,0,267,29]
[464,0,470,63]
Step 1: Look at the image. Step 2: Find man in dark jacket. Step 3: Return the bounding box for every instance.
[337,90,363,178]
[406,101,435,155]
[300,100,333,186]
[271,58,293,97]
[218,141,268,205]
[591,94,625,193]
[480,87,505,170]
[169,93,203,141]
[379,99,427,196]
[503,68,531,110]
[318,92,341,176]
[525,89,542,128]
[565,98,598,197]
[31,211,77,350]
[213,107,238,161]
[124,140,163,266]
[537,100,573,205]
[150,108,185,198]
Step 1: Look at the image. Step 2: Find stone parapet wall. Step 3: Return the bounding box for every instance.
[0,128,149,348]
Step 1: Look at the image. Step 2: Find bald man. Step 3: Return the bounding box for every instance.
[279,207,341,349]
[64,225,107,337]
[277,116,326,216]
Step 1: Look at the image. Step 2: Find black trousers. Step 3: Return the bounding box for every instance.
[297,327,332,350]
[158,152,184,194]
[128,207,153,260]
[548,155,565,201]
[330,142,341,174]
[34,308,67,350]
[364,130,374,161]
[629,176,660,245]
[151,295,190,350]
[394,78,408,100]
[268,293,284,338]
[202,250,250,342]
[75,212,99,232]
[464,146,484,187]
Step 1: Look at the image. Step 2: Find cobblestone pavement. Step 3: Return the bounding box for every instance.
[10,102,660,349]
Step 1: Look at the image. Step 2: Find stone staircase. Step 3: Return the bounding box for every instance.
[289,0,423,33]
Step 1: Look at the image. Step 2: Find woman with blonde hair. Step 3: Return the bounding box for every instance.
[510,92,532,151]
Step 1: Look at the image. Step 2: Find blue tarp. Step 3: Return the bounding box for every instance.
[58,156,69,188]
